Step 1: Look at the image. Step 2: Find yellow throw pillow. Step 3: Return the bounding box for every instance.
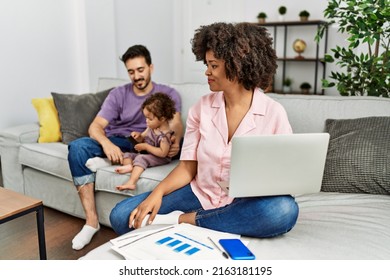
[32,98,62,143]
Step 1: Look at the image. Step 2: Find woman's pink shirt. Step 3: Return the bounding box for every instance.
[180,89,292,210]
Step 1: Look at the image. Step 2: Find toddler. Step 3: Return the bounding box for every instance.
[115,92,176,190]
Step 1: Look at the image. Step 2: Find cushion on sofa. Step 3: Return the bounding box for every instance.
[95,161,178,195]
[51,89,112,145]
[269,94,390,133]
[321,116,390,195]
[31,97,62,143]
[19,143,72,181]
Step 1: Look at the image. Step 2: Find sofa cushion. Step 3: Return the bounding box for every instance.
[269,94,390,133]
[95,161,178,195]
[321,116,390,195]
[51,89,112,145]
[97,77,128,92]
[19,143,72,181]
[31,97,62,143]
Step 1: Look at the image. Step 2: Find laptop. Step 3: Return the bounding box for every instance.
[218,133,330,197]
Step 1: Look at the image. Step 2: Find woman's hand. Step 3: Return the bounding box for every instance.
[129,161,197,229]
[129,190,164,229]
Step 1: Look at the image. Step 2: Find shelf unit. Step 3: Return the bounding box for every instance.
[259,20,329,95]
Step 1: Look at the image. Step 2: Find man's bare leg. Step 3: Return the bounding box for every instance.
[72,182,100,250]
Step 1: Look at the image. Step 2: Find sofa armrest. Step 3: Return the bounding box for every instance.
[0,123,39,193]
[0,123,39,145]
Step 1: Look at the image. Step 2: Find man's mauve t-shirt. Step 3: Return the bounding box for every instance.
[98,82,182,137]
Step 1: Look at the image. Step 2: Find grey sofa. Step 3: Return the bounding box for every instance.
[0,78,207,227]
[1,78,390,259]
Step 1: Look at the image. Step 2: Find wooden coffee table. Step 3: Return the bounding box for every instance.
[0,187,47,260]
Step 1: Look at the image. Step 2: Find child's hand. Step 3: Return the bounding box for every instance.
[131,131,143,142]
[134,143,148,152]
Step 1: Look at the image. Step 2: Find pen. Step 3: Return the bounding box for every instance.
[208,237,229,259]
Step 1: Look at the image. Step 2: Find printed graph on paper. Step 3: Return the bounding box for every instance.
[110,223,239,260]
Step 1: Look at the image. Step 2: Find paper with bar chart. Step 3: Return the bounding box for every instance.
[110,223,239,260]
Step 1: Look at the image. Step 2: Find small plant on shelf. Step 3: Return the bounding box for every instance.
[279,6,287,15]
[278,6,287,21]
[283,78,292,86]
[300,82,312,94]
[257,12,267,23]
[299,10,310,21]
[283,78,293,92]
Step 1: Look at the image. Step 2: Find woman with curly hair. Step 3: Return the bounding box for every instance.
[110,22,299,238]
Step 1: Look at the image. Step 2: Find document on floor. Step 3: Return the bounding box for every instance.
[110,223,240,260]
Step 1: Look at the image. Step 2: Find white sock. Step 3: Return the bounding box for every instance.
[72,224,100,250]
[136,211,184,228]
[85,157,111,172]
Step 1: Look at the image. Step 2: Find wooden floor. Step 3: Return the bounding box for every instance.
[0,207,117,260]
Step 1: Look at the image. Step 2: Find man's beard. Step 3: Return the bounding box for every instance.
[134,77,151,91]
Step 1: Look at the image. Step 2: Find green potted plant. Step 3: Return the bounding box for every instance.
[299,10,310,21]
[278,6,287,21]
[283,77,293,93]
[316,0,389,97]
[300,82,312,94]
[257,12,267,24]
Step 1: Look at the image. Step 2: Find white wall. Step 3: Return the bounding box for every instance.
[83,0,118,91]
[0,0,346,130]
[113,0,176,83]
[0,0,84,129]
[173,0,246,83]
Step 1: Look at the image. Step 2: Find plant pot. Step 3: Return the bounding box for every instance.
[283,86,292,93]
[301,88,310,94]
[258,18,266,24]
[300,16,309,22]
[278,15,285,22]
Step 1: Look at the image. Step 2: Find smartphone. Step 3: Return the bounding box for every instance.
[127,135,148,154]
[219,239,255,260]
[128,135,139,146]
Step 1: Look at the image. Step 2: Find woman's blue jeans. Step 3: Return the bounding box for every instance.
[68,136,134,186]
[110,184,299,238]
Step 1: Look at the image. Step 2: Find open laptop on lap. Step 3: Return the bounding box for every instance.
[218,133,330,197]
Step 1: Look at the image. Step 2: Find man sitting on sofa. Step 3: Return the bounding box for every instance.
[68,44,183,250]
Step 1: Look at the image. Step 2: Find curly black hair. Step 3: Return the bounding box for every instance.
[191,22,277,91]
[142,92,176,121]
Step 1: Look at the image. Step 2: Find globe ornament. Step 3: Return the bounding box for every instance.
[293,39,306,59]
